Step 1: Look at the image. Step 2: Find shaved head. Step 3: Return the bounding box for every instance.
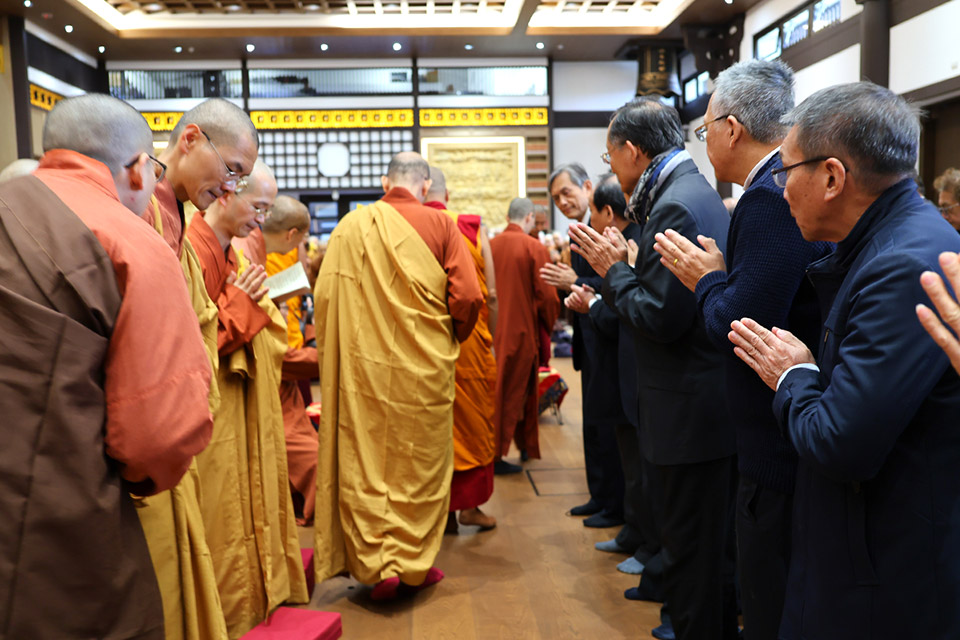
[242,159,276,194]
[426,166,447,201]
[43,94,152,172]
[0,158,39,183]
[387,152,429,184]
[507,197,535,221]
[169,98,259,150]
[262,195,309,234]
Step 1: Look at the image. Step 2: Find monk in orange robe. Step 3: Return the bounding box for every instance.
[314,152,482,601]
[138,99,260,640]
[490,198,560,473]
[0,94,212,638]
[424,167,499,532]
[233,195,318,525]
[187,161,308,636]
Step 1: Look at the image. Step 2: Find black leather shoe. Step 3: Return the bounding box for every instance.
[493,459,522,475]
[583,510,625,528]
[568,500,602,516]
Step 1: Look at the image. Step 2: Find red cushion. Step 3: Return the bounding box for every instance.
[301,548,315,594]
[240,608,342,640]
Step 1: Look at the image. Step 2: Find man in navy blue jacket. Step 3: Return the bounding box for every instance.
[653,60,831,640]
[731,82,960,640]
[570,99,737,640]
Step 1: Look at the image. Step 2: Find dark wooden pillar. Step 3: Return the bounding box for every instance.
[7,16,32,159]
[857,0,889,87]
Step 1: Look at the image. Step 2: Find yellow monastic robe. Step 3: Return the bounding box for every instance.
[313,200,459,586]
[195,242,309,639]
[266,248,306,349]
[134,197,228,640]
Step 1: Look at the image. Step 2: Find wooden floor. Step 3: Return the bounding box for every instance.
[299,356,662,639]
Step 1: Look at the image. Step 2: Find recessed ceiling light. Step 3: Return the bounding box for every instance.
[173,45,183,53]
[536,41,545,50]
[64,24,73,33]
[320,43,329,51]
[557,43,564,50]
[246,43,255,52]
[305,3,320,9]
[226,3,241,10]
[392,42,402,51]
[23,0,32,7]
[724,0,732,4]
[464,43,474,50]
[98,45,105,53]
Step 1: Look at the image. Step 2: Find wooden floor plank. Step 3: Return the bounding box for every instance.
[301,357,662,638]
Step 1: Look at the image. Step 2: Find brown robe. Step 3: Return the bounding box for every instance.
[0,150,213,638]
[489,223,559,459]
[233,229,319,524]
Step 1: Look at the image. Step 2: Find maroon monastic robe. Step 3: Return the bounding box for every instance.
[489,223,559,459]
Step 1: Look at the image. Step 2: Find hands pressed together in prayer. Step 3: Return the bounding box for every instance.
[652,229,726,292]
[728,318,816,391]
[568,222,638,277]
[564,284,597,314]
[228,263,269,302]
[540,262,578,291]
[917,252,960,376]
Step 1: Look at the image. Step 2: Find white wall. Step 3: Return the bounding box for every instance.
[552,61,638,112]
[890,0,960,97]
[793,44,861,102]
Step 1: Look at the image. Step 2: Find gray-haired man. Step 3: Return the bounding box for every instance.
[730,82,960,639]
[652,59,831,639]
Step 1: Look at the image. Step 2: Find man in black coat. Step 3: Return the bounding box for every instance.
[731,82,960,640]
[569,98,738,640]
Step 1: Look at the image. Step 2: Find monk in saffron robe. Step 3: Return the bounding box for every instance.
[188,161,308,637]
[424,167,499,532]
[314,152,482,600]
[0,94,212,638]
[233,195,318,525]
[490,198,560,472]
[136,99,260,640]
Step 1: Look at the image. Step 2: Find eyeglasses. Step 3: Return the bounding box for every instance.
[601,152,611,165]
[694,114,734,142]
[200,129,239,191]
[125,152,166,182]
[940,203,960,214]
[770,156,834,188]
[242,197,271,222]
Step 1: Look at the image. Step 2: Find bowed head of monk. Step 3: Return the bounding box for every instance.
[161,98,260,210]
[205,160,277,248]
[43,93,161,215]
[381,151,432,202]
[262,195,310,255]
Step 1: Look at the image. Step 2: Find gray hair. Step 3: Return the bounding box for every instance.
[608,98,685,157]
[712,59,794,144]
[43,94,153,173]
[169,98,259,150]
[782,82,920,192]
[507,197,535,221]
[548,163,589,191]
[387,151,429,184]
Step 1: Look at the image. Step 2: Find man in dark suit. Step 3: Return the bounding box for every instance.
[569,98,737,640]
[566,173,662,576]
[652,60,832,640]
[731,82,960,640]
[542,163,624,527]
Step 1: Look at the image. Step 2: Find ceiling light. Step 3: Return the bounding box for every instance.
[464,43,473,50]
[226,3,241,9]
[536,41,545,50]
[392,42,402,51]
[64,24,73,33]
[724,0,733,3]
[23,0,32,7]
[246,43,255,52]
[305,3,320,8]
[320,43,329,51]
[173,45,183,53]
[98,45,105,53]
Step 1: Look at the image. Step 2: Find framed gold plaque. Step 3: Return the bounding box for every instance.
[421,136,526,230]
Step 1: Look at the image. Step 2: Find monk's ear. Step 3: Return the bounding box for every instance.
[380,175,390,194]
[126,153,148,191]
[180,124,202,154]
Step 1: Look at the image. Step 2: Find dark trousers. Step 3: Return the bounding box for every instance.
[736,476,792,640]
[659,456,738,640]
[582,420,625,516]
[615,423,663,563]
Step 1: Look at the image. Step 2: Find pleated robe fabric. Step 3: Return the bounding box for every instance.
[188,215,309,639]
[135,193,228,640]
[234,234,319,524]
[314,200,459,586]
[436,208,497,508]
